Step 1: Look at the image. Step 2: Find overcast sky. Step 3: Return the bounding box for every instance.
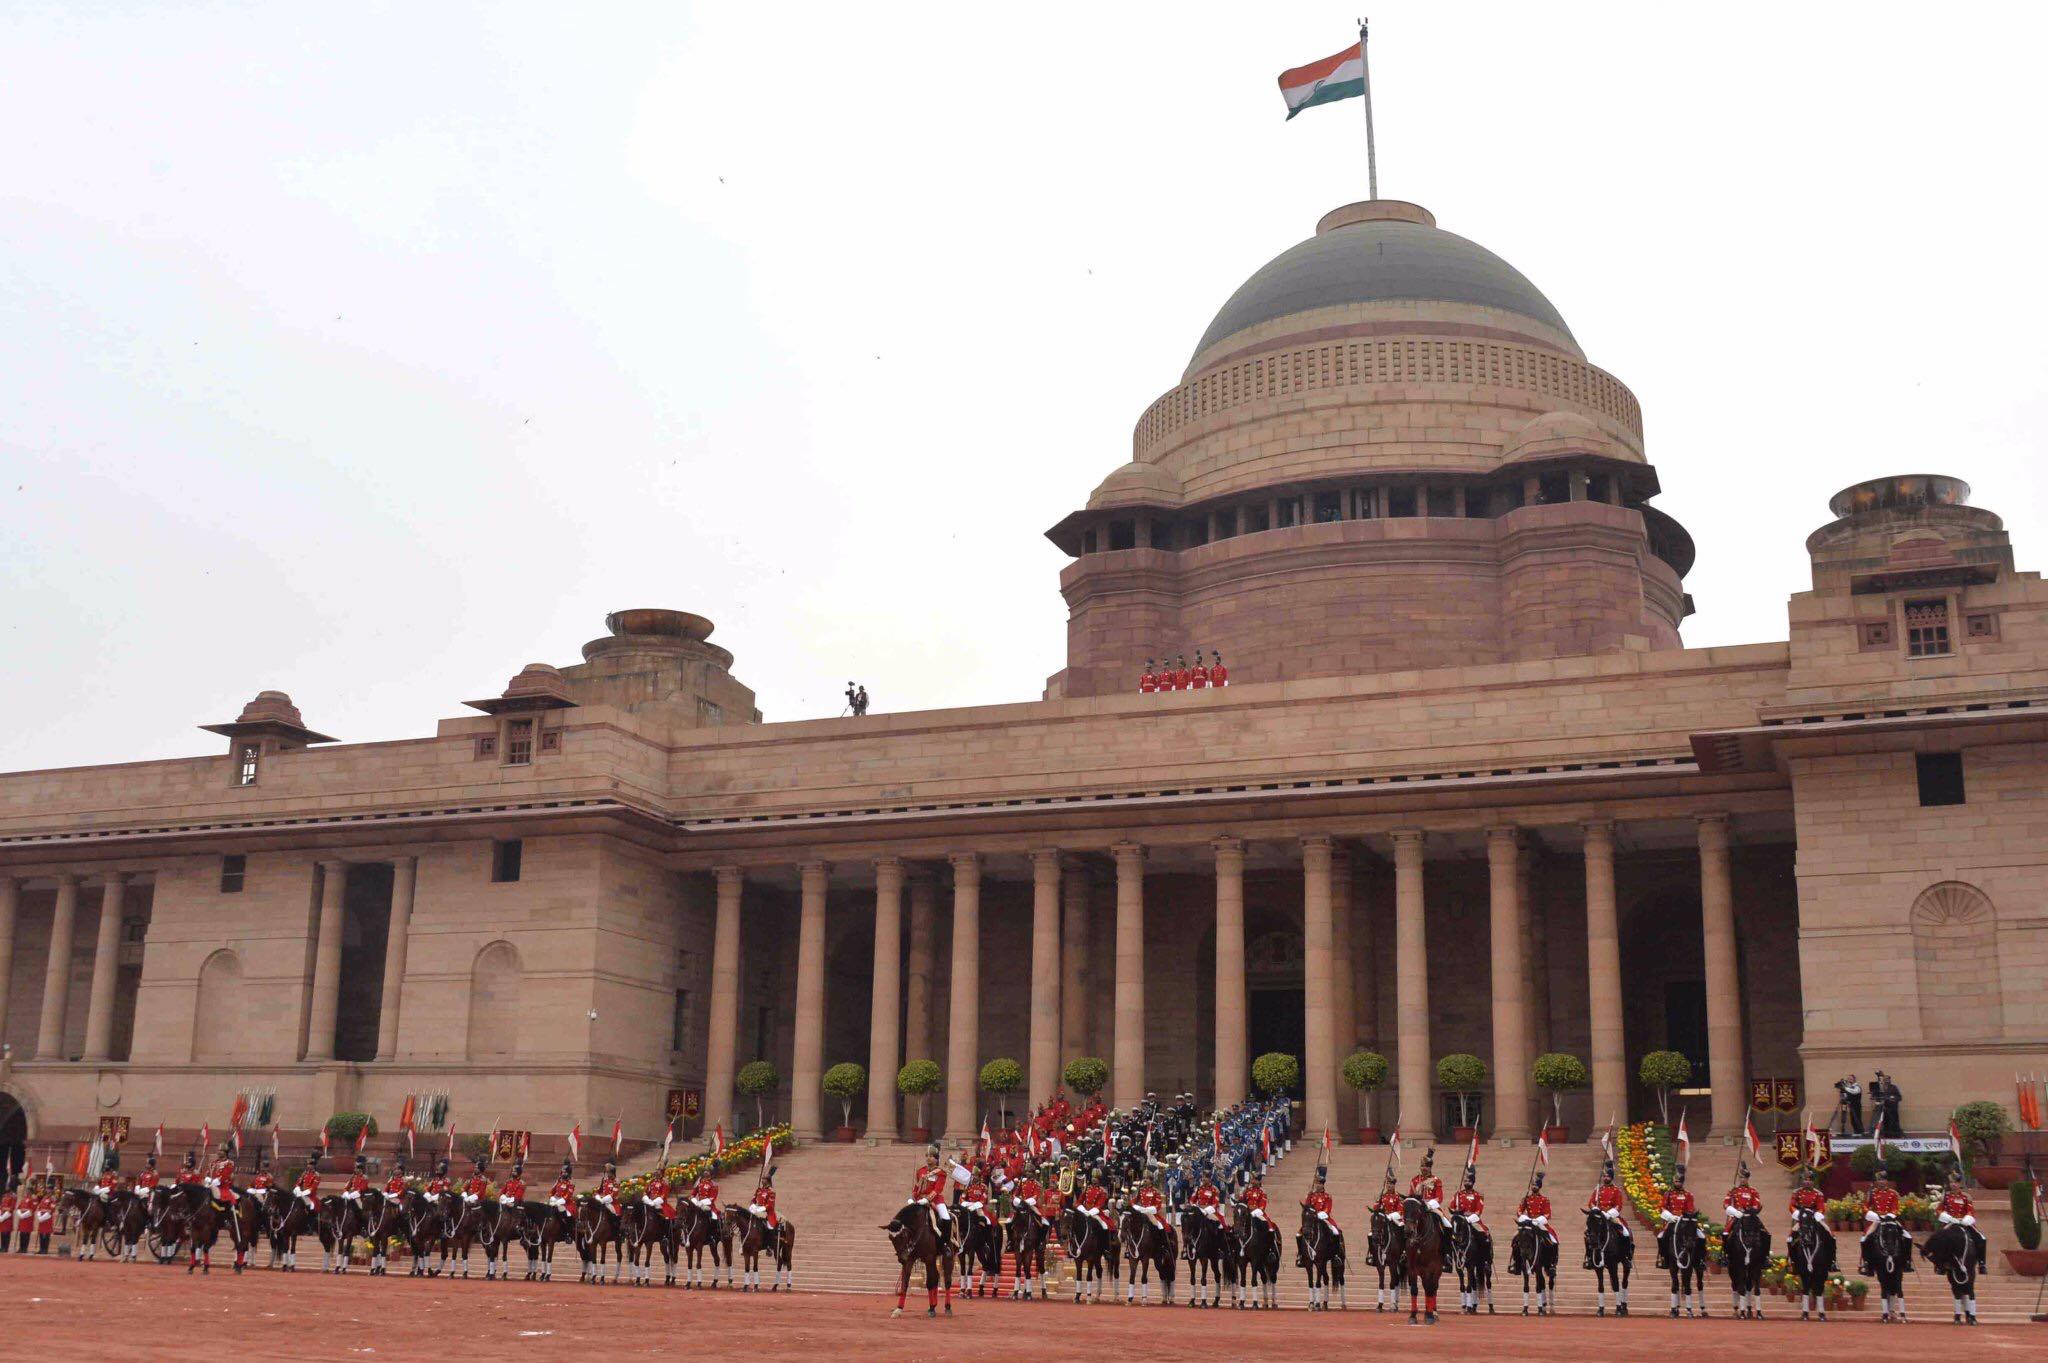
[5,2,2044,772]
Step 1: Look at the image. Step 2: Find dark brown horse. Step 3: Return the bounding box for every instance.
[1400,1195,1444,1324]
[957,1208,1001,1296]
[1005,1205,1050,1300]
[101,1190,151,1262]
[677,1200,732,1288]
[520,1196,576,1282]
[1119,1207,1177,1305]
[884,1203,951,1317]
[1181,1207,1229,1307]
[477,1197,527,1282]
[1064,1206,1115,1303]
[1235,1207,1279,1309]
[401,1189,450,1277]
[574,1196,623,1284]
[1298,1206,1346,1310]
[733,1204,793,1291]
[1586,1205,1638,1317]
[364,1190,408,1275]
[618,1200,678,1287]
[1922,1222,1985,1325]
[62,1189,108,1262]
[270,1189,322,1270]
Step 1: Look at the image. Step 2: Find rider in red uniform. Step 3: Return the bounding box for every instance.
[643,1172,676,1219]
[1937,1173,1986,1254]
[548,1160,577,1216]
[202,1148,238,1204]
[908,1143,951,1237]
[1190,1169,1224,1225]
[1302,1167,1340,1233]
[342,1163,371,1211]
[424,1159,452,1199]
[1139,661,1158,695]
[749,1169,780,1253]
[499,1162,526,1208]
[1449,1165,1486,1232]
[1077,1173,1112,1232]
[1723,1171,1764,1230]
[461,1159,490,1207]
[246,1152,273,1199]
[1131,1174,1166,1233]
[293,1152,321,1214]
[1585,1160,1632,1267]
[1789,1167,1829,1222]
[176,1151,203,1190]
[1859,1165,1910,1274]
[594,1162,619,1213]
[959,1172,991,1228]
[1655,1164,1701,1267]
[1373,1168,1405,1227]
[1012,1170,1044,1224]
[1411,1149,1451,1229]
[383,1159,410,1200]
[1516,1170,1556,1244]
[687,1170,720,1221]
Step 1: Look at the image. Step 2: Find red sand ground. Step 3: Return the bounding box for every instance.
[1,1256,2037,1362]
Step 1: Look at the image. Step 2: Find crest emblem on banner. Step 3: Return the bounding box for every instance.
[1774,1078,1799,1113]
[1751,1079,1774,1113]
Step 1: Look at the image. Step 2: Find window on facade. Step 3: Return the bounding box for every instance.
[1387,487,1417,517]
[1081,529,1097,554]
[1429,486,1457,518]
[1905,598,1951,657]
[236,745,259,787]
[1107,520,1135,550]
[220,854,246,894]
[1150,519,1174,548]
[1313,491,1343,523]
[473,734,498,760]
[1242,505,1269,533]
[504,718,534,765]
[491,838,524,882]
[1186,519,1209,547]
[671,988,690,1052]
[1915,752,1965,807]
[1276,500,1298,528]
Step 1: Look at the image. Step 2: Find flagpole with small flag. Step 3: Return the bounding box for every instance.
[1276,20,1381,199]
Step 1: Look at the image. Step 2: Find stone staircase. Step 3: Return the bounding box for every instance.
[731,1133,2043,1321]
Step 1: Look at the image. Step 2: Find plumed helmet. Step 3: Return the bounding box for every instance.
[1420,1147,1435,1170]
[1601,1160,1616,1182]
[1313,1166,1327,1184]
[1462,1165,1475,1188]
[1532,1171,1546,1191]
[1674,1165,1687,1186]
[926,1142,941,1161]
[437,1158,449,1174]
[561,1159,574,1176]
[146,1154,158,1168]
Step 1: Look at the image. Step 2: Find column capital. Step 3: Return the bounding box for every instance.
[1030,848,1064,872]
[1695,811,1731,844]
[1485,824,1521,850]
[52,870,80,886]
[1112,841,1145,865]
[392,852,419,870]
[873,854,904,876]
[100,870,128,890]
[1211,836,1245,860]
[799,859,831,882]
[948,851,980,874]
[1390,828,1426,847]
[1300,832,1333,853]
[1581,818,1616,844]
[714,864,745,889]
[318,858,350,875]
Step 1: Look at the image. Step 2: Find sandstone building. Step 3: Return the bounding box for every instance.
[3,200,2043,1173]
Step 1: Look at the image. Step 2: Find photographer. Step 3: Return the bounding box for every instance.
[1834,1074,1865,1135]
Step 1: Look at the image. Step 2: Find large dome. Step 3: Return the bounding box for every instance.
[1191,200,1575,366]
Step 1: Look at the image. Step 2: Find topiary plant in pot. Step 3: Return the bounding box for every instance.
[736,1060,780,1132]
[822,1061,866,1141]
[897,1059,942,1142]
[1638,1051,1691,1126]
[1342,1050,1390,1144]
[1531,1052,1589,1142]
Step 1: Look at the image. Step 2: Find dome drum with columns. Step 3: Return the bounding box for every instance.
[1046,200,1693,700]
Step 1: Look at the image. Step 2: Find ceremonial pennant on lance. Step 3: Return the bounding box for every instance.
[1465,1127,1479,1173]
[660,1119,674,1166]
[1321,1126,1333,1162]
[1676,1109,1691,1167]
[1872,1110,1886,1160]
[231,1125,243,1156]
[569,1123,582,1162]
[319,1126,330,1156]
[712,1124,724,1156]
[1949,1118,1965,1164]
[355,1123,368,1156]
[406,1127,415,1160]
[1534,1130,1548,1166]
[1742,1109,1762,1166]
[447,1122,457,1160]
[153,1123,164,1160]
[1214,1124,1223,1157]
[271,1123,280,1164]
[1276,41,1364,120]
[611,1118,623,1160]
[763,1137,774,1170]
[200,1121,211,1154]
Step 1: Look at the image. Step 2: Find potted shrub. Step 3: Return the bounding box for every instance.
[1846,1277,1869,1310]
[1342,1050,1389,1144]
[979,1057,1023,1127]
[1531,1052,1588,1143]
[822,1061,866,1142]
[1436,1053,1488,1140]
[1251,1052,1301,1119]
[1063,1056,1109,1104]
[1637,1051,1691,1126]
[898,1059,942,1143]
[323,1112,378,1172]
[2006,1177,2048,1277]
[736,1060,780,1132]
[1952,1100,2014,1184]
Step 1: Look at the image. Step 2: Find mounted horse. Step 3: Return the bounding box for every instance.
[1235,1204,1279,1309]
[1400,1196,1444,1324]
[574,1194,624,1284]
[1507,1218,1556,1315]
[476,1195,528,1281]
[522,1195,578,1283]
[1448,1212,1491,1314]
[1297,1206,1346,1311]
[676,1200,732,1288]
[1005,1203,1050,1300]
[323,1191,371,1272]
[732,1202,793,1291]
[1367,1206,1406,1311]
[1862,1215,1914,1322]
[269,1187,322,1271]
[100,1189,151,1263]
[957,1206,1001,1296]
[1064,1206,1115,1304]
[617,1199,678,1287]
[62,1188,108,1262]
[364,1188,409,1275]
[1582,1205,1634,1316]
[1921,1222,1983,1325]
[1721,1211,1768,1319]
[883,1201,953,1318]
[401,1188,452,1277]
[1787,1208,1837,1321]
[1661,1211,1709,1317]
[1182,1206,1229,1307]
[1120,1206,1177,1305]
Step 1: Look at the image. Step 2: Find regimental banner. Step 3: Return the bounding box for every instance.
[666,1088,701,1120]
[1751,1079,1775,1113]
[492,1130,531,1163]
[1774,1078,1800,1113]
[96,1116,131,1146]
[1774,1129,1833,1170]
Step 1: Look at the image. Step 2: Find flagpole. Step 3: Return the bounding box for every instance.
[1358,17,1378,199]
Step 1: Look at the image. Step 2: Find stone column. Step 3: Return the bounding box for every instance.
[1302,836,1338,1141]
[1698,815,1746,1133]
[1331,845,1357,1060]
[1112,843,1146,1111]
[35,873,81,1058]
[1059,863,1089,1067]
[1392,832,1430,1137]
[1028,850,1063,1107]
[81,873,128,1061]
[1524,845,1553,1057]
[1213,838,1247,1109]
[1487,827,1531,1140]
[943,854,982,1141]
[375,856,417,1060]
[703,867,744,1136]
[304,861,348,1062]
[0,876,18,1041]
[866,857,904,1141]
[791,861,829,1140]
[905,873,936,1070]
[1582,821,1626,1133]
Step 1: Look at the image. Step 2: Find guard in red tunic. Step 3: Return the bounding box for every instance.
[1655,1164,1701,1267]
[1077,1173,1112,1232]
[749,1168,780,1254]
[246,1153,273,1201]
[424,1159,453,1200]
[1240,1169,1270,1226]
[0,1182,13,1256]
[33,1185,55,1254]
[1937,1172,1987,1257]
[1139,660,1158,694]
[1131,1171,1167,1236]
[176,1150,203,1189]
[1411,1148,1451,1229]
[1722,1170,1763,1230]
[293,1153,322,1215]
[1189,1169,1223,1226]
[12,1177,33,1252]
[1171,654,1192,690]
[1373,1168,1405,1227]
[383,1159,410,1201]
[548,1161,578,1217]
[342,1163,371,1213]
[1190,651,1210,689]
[959,1172,991,1229]
[688,1170,720,1222]
[461,1158,490,1208]
[908,1143,951,1238]
[1297,1166,1340,1268]
[206,1147,239,1204]
[94,1147,124,1205]
[499,1162,527,1208]
[1859,1165,1912,1276]
[593,1162,619,1213]
[1515,1170,1556,1244]
[1013,1169,1045,1224]
[1210,651,1228,686]
[1788,1167,1828,1224]
[643,1172,677,1220]
[1449,1165,1486,1233]
[1585,1161,1631,1267]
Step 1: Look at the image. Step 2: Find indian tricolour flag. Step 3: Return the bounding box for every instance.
[1278,42,1365,120]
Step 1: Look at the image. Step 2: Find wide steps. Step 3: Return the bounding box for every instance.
[752,1139,2042,1322]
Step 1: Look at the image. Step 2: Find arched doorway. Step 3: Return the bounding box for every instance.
[1245,912,1305,1101]
[0,1091,26,1190]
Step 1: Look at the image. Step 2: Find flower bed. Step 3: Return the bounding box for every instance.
[1615,1121,1725,1263]
[1819,1191,1938,1232]
[619,1124,793,1201]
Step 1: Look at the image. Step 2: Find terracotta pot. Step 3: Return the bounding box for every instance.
[1974,1164,2019,1191]
[1451,1126,1477,1144]
[1357,1127,1382,1146]
[2004,1248,2048,1277]
[830,1126,857,1144]
[1541,1125,1570,1144]
[908,1127,931,1145]
[1851,1294,1867,1309]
